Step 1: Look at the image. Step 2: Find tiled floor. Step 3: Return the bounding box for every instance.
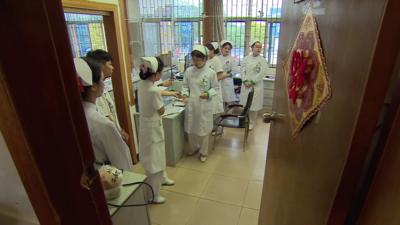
[133,117,270,225]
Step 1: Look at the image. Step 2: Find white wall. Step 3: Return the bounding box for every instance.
[88,0,118,4]
[0,132,39,225]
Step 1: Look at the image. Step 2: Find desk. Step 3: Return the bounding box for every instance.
[108,171,150,225]
[134,104,185,167]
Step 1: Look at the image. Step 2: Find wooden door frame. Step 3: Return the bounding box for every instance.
[326,0,400,224]
[62,0,137,163]
[356,63,400,224]
[0,0,115,224]
[0,66,61,225]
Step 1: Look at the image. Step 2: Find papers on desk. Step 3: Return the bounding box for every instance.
[163,106,184,117]
[172,101,186,107]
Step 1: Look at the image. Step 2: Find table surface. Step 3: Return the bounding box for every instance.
[107,171,147,216]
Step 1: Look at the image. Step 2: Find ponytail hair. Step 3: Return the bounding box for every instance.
[139,57,164,80]
[205,43,220,55]
[80,57,102,99]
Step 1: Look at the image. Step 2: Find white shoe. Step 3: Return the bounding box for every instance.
[199,154,207,163]
[152,196,166,204]
[162,177,175,186]
[249,124,254,131]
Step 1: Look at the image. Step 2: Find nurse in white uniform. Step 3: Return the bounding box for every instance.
[137,56,173,204]
[205,42,224,134]
[182,45,219,162]
[239,41,268,130]
[218,40,239,106]
[75,57,133,171]
[86,49,129,143]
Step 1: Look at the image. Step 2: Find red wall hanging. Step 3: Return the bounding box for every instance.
[284,9,332,137]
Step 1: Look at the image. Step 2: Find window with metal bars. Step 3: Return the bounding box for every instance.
[137,0,203,61]
[224,0,282,65]
[64,13,107,58]
[133,0,281,65]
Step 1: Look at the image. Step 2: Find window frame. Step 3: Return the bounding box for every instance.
[136,0,281,66]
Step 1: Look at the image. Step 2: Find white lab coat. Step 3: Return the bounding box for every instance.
[83,101,133,170]
[137,80,166,174]
[239,54,268,111]
[206,56,224,114]
[96,91,122,132]
[218,55,239,103]
[182,65,219,136]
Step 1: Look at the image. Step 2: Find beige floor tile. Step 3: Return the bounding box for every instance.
[213,157,255,179]
[164,166,179,178]
[238,208,259,225]
[244,146,268,157]
[149,190,198,225]
[142,115,269,225]
[212,145,267,163]
[212,131,245,149]
[243,181,264,210]
[132,162,146,175]
[176,155,187,167]
[133,163,179,179]
[177,154,222,173]
[211,145,244,159]
[251,160,266,181]
[201,175,248,206]
[187,199,242,225]
[162,167,211,197]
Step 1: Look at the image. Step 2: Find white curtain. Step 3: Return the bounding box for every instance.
[211,0,225,42]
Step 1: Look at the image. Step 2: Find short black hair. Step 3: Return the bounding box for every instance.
[221,42,233,49]
[81,57,102,98]
[86,49,112,64]
[191,50,207,59]
[139,57,164,80]
[205,43,220,54]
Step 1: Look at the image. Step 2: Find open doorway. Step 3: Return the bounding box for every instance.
[125,0,281,224]
[63,2,137,164]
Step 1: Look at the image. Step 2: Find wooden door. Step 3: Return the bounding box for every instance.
[0,0,113,224]
[63,0,138,163]
[356,66,400,225]
[259,0,400,225]
[356,9,400,222]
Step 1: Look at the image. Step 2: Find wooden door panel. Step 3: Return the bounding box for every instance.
[259,1,391,225]
[0,0,113,224]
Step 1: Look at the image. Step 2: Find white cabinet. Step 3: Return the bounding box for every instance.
[263,78,275,111]
[133,105,185,167]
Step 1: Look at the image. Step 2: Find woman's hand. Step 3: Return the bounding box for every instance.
[120,129,129,144]
[244,81,253,88]
[200,92,209,99]
[181,96,189,104]
[160,90,180,97]
[169,91,181,98]
[221,72,229,80]
[162,80,173,87]
[217,72,224,81]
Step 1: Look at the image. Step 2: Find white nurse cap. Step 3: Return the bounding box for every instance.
[192,45,208,57]
[211,42,219,50]
[250,40,261,47]
[220,40,233,47]
[140,57,159,73]
[74,58,92,86]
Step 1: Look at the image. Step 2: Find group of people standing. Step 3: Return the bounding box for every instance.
[73,39,268,205]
